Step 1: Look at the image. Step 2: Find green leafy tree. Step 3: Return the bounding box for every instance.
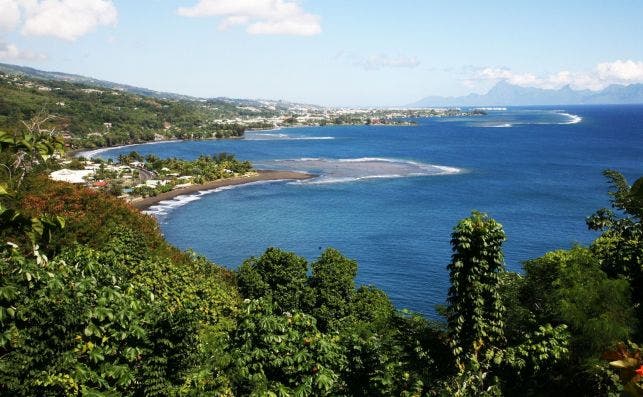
[346,285,395,333]
[229,298,346,396]
[309,248,358,331]
[237,247,311,313]
[0,119,64,191]
[0,245,155,395]
[0,123,65,257]
[446,211,506,367]
[330,285,404,396]
[587,170,643,338]
[522,247,634,357]
[496,323,570,396]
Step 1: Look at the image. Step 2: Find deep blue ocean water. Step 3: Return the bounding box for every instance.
[97,105,643,317]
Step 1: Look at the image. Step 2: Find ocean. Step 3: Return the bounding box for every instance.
[98,105,643,317]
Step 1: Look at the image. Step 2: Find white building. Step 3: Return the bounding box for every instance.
[50,169,94,184]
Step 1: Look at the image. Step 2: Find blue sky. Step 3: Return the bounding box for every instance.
[1,0,643,106]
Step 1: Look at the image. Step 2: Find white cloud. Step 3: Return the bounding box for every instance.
[0,41,46,60]
[478,67,540,87]
[177,0,321,36]
[335,51,420,71]
[597,60,643,84]
[0,0,21,32]
[0,0,117,62]
[19,0,118,41]
[358,54,420,70]
[469,60,643,91]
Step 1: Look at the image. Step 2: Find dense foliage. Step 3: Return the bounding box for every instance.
[134,152,252,184]
[446,212,506,367]
[0,73,252,149]
[1,124,642,395]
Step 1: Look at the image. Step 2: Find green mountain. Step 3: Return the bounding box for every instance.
[0,62,197,101]
[0,64,294,148]
[0,62,324,110]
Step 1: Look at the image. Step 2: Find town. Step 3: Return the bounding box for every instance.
[50,151,255,203]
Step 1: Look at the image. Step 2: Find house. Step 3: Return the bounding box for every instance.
[145,179,169,187]
[49,169,94,184]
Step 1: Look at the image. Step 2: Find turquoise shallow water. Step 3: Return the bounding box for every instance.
[99,105,643,317]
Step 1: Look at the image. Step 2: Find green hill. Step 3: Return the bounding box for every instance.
[0,67,279,149]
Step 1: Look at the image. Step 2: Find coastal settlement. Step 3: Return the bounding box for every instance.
[49,151,266,207]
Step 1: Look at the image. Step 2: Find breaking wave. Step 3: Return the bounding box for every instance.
[475,110,582,128]
[556,112,583,124]
[245,132,335,141]
[257,157,463,185]
[142,180,289,219]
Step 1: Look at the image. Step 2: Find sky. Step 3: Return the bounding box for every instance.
[1,0,643,106]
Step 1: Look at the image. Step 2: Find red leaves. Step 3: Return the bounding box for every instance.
[635,365,643,376]
[18,176,162,250]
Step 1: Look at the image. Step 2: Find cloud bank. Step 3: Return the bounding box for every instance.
[335,51,421,71]
[468,60,643,91]
[0,0,117,61]
[357,54,420,70]
[0,41,46,61]
[0,0,22,32]
[0,0,117,41]
[177,0,321,36]
[20,0,118,41]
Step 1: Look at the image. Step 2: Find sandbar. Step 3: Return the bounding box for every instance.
[129,170,313,210]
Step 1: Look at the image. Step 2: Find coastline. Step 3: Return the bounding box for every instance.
[129,169,314,210]
[73,139,185,158]
[71,122,418,158]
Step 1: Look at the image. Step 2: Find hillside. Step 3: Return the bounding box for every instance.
[0,62,324,111]
[0,63,425,150]
[0,62,198,101]
[411,80,643,107]
[0,70,278,148]
[0,63,338,149]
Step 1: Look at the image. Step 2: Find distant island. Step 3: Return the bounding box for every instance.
[411,80,643,107]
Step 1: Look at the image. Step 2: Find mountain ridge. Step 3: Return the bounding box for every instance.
[410,80,643,107]
[0,62,323,110]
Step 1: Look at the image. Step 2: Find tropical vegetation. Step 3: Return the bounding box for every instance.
[0,120,642,396]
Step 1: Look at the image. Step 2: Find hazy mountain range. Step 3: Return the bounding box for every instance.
[411,81,643,107]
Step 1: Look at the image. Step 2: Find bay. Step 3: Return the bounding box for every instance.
[100,105,643,316]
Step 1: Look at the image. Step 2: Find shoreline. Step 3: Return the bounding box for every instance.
[129,169,314,210]
[70,122,419,158]
[72,139,185,158]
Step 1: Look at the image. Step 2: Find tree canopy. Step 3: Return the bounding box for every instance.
[1,125,642,396]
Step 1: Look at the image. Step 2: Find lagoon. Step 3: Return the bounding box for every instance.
[100,105,643,316]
